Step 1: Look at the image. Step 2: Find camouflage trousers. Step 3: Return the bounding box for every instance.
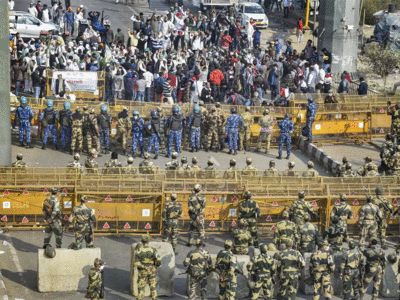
[233,245,249,255]
[87,287,104,300]
[361,265,382,298]
[343,268,361,300]
[44,220,63,248]
[359,220,377,246]
[189,273,207,300]
[138,269,157,300]
[219,273,237,300]
[115,127,129,150]
[243,218,259,247]
[239,127,251,151]
[251,275,272,300]
[87,134,100,153]
[71,127,83,151]
[378,219,388,245]
[257,131,272,152]
[162,219,179,250]
[75,223,94,247]
[313,271,332,300]
[278,271,299,300]
[188,215,205,245]
[207,129,219,148]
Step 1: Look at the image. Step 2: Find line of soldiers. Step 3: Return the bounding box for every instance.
[335,156,380,177]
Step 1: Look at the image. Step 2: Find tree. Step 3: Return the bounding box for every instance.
[363,43,400,95]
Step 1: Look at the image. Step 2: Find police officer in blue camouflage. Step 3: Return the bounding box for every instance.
[40,99,58,150]
[277,113,294,160]
[132,110,146,158]
[98,104,111,154]
[187,104,204,152]
[166,106,185,158]
[57,101,72,152]
[147,109,162,159]
[225,107,244,155]
[14,96,34,148]
[305,98,317,142]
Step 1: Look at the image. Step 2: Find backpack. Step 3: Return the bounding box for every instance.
[156,79,163,94]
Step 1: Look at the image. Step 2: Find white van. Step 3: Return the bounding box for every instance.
[9,11,59,40]
[235,2,268,28]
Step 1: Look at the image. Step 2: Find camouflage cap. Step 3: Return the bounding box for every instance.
[123,106,129,111]
[348,239,356,249]
[16,153,23,160]
[288,161,295,167]
[83,105,89,110]
[51,188,59,194]
[269,160,275,165]
[230,159,236,165]
[298,191,305,198]
[90,108,95,114]
[244,190,251,199]
[282,210,289,218]
[260,244,268,253]
[142,234,150,243]
[171,152,178,159]
[340,194,347,201]
[245,106,250,112]
[342,157,348,163]
[364,156,372,162]
[90,149,98,156]
[127,156,134,163]
[144,152,150,159]
[224,240,233,248]
[366,194,373,202]
[207,158,214,165]
[307,161,314,168]
[194,184,201,191]
[387,252,398,264]
[192,157,198,163]
[81,195,88,202]
[171,193,177,200]
[246,157,252,163]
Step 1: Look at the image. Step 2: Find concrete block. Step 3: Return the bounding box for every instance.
[331,253,343,295]
[130,242,175,297]
[37,248,101,292]
[299,252,313,295]
[380,261,398,298]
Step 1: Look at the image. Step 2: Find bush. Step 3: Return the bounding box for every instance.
[362,0,400,25]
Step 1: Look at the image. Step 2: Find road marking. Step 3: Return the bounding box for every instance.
[0,271,8,300]
[4,235,22,273]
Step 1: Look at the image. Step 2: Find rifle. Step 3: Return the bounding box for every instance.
[151,121,161,143]
[99,270,105,298]
[359,263,365,289]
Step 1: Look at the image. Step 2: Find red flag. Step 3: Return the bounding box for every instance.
[103,222,110,229]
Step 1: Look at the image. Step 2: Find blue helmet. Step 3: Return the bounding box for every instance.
[151,109,158,117]
[193,105,200,113]
[101,104,108,112]
[308,97,314,102]
[9,34,12,41]
[231,107,237,114]
[47,99,53,107]
[20,96,27,104]
[64,101,71,109]
[284,113,290,119]
[133,110,139,116]
[172,106,180,115]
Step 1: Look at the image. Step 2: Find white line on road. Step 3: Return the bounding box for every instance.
[4,235,23,273]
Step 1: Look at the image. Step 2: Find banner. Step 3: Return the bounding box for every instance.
[51,71,98,93]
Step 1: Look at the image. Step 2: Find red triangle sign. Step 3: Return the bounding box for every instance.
[62,188,68,194]
[380,108,384,113]
[126,195,133,202]
[335,200,340,205]
[232,196,238,202]
[103,222,110,229]
[105,195,112,202]
[64,215,69,220]
[270,225,275,231]
[3,190,9,195]
[211,197,217,202]
[43,188,49,194]
[272,201,278,206]
[380,129,384,134]
[231,220,237,227]
[266,215,272,222]
[311,201,317,207]
[273,120,277,124]
[1,216,7,222]
[272,138,276,142]
[23,189,29,195]
[124,222,131,229]
[353,200,359,205]
[22,216,28,223]
[145,223,152,229]
[393,199,398,205]
[209,221,216,227]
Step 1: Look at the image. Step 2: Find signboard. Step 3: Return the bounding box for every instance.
[51,71,98,93]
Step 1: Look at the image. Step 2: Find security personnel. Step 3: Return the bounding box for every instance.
[361,237,386,300]
[57,101,72,152]
[322,216,348,252]
[14,96,34,148]
[132,110,146,157]
[302,161,319,177]
[82,105,90,148]
[12,153,27,169]
[123,156,137,175]
[336,157,349,177]
[223,159,237,179]
[343,163,356,177]
[205,106,222,152]
[310,241,335,300]
[242,157,258,176]
[40,99,58,150]
[239,106,254,151]
[276,240,305,300]
[70,106,84,155]
[43,188,63,248]
[277,113,294,160]
[115,107,132,155]
[215,240,239,300]
[139,153,156,174]
[87,108,101,155]
[232,218,252,255]
[373,186,393,249]
[298,214,322,255]
[69,195,96,248]
[191,157,202,171]
[162,193,182,253]
[283,161,296,176]
[357,157,378,176]
[387,102,400,136]
[239,191,260,248]
[147,109,162,159]
[290,191,315,226]
[67,153,82,173]
[305,97,317,142]
[133,235,162,300]
[264,160,278,176]
[274,210,299,249]
[165,152,180,170]
[103,151,122,174]
[330,194,352,233]
[204,159,216,178]
[97,104,111,154]
[187,104,204,152]
[86,258,105,300]
[85,149,99,174]
[225,107,244,155]
[247,244,276,300]
[183,239,213,300]
[256,108,273,153]
[358,195,382,247]
[187,184,206,247]
[340,239,363,300]
[166,106,185,158]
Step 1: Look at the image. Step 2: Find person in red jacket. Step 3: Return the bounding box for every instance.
[221,31,232,51]
[209,67,224,101]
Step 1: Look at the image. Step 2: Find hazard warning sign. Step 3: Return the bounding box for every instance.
[105,195,112,202]
[1,216,7,222]
[270,225,275,231]
[103,222,110,229]
[272,138,276,143]
[311,201,317,207]
[23,189,29,195]
[43,188,49,194]
[126,195,133,202]
[335,200,340,205]
[209,221,216,227]
[393,199,398,206]
[64,215,69,220]
[232,196,238,202]
[145,223,152,229]
[231,220,237,227]
[266,215,272,222]
[211,197,217,202]
[124,223,131,229]
[22,217,28,223]
[380,129,384,134]
[353,200,359,205]
[3,190,9,195]
[62,188,68,194]
[272,201,278,206]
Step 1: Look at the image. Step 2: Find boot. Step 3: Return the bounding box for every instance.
[154,155,158,159]
[54,144,59,150]
[190,147,194,152]
[209,146,213,152]
[205,148,209,152]
[132,152,136,158]
[265,149,269,154]
[25,143,33,149]
[195,147,199,152]
[234,150,238,155]
[286,154,290,159]
[219,144,224,151]
[123,149,128,155]
[276,155,282,159]
[214,147,218,152]
[70,149,74,155]
[62,147,65,153]
[104,149,110,155]
[228,149,232,155]
[19,141,25,147]
[186,243,192,247]
[42,144,46,150]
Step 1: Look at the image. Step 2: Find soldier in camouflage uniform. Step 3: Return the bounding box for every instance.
[103,151,122,175]
[206,106,222,152]
[115,107,132,155]
[85,149,99,174]
[330,194,352,233]
[336,157,349,177]
[380,141,393,174]
[162,193,182,253]
[215,240,239,300]
[373,186,393,249]
[12,154,27,171]
[247,244,276,300]
[274,210,299,249]
[389,145,400,175]
[191,157,202,176]
[358,195,382,247]
[276,240,305,300]
[264,160,278,176]
[256,109,274,153]
[223,159,237,180]
[322,216,348,252]
[342,163,356,178]
[242,157,258,176]
[361,237,386,300]
[283,161,296,176]
[204,158,217,178]
[187,184,206,246]
[310,241,335,300]
[302,161,319,177]
[42,188,63,248]
[357,156,378,176]
[165,152,180,170]
[134,235,162,300]
[86,258,105,300]
[239,191,260,247]
[239,106,253,151]
[290,191,316,226]
[123,156,137,175]
[139,153,157,174]
[86,108,101,155]
[340,239,363,300]
[69,195,96,248]
[67,153,82,174]
[184,239,213,300]
[70,106,84,155]
[232,219,252,255]
[365,164,380,177]
[298,214,322,255]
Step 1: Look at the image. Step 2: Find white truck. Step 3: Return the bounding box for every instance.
[199,0,239,12]
[235,2,268,28]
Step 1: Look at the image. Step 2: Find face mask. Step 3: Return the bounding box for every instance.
[134,116,139,120]
[99,266,104,271]
[328,93,332,96]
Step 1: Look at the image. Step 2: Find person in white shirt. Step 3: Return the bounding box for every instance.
[246,20,254,48]
[316,67,325,93]
[143,70,154,102]
[28,3,38,17]
[9,0,14,11]
[41,4,51,23]
[161,16,174,38]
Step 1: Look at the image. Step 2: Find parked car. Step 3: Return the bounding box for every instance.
[9,11,59,40]
[235,2,268,28]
